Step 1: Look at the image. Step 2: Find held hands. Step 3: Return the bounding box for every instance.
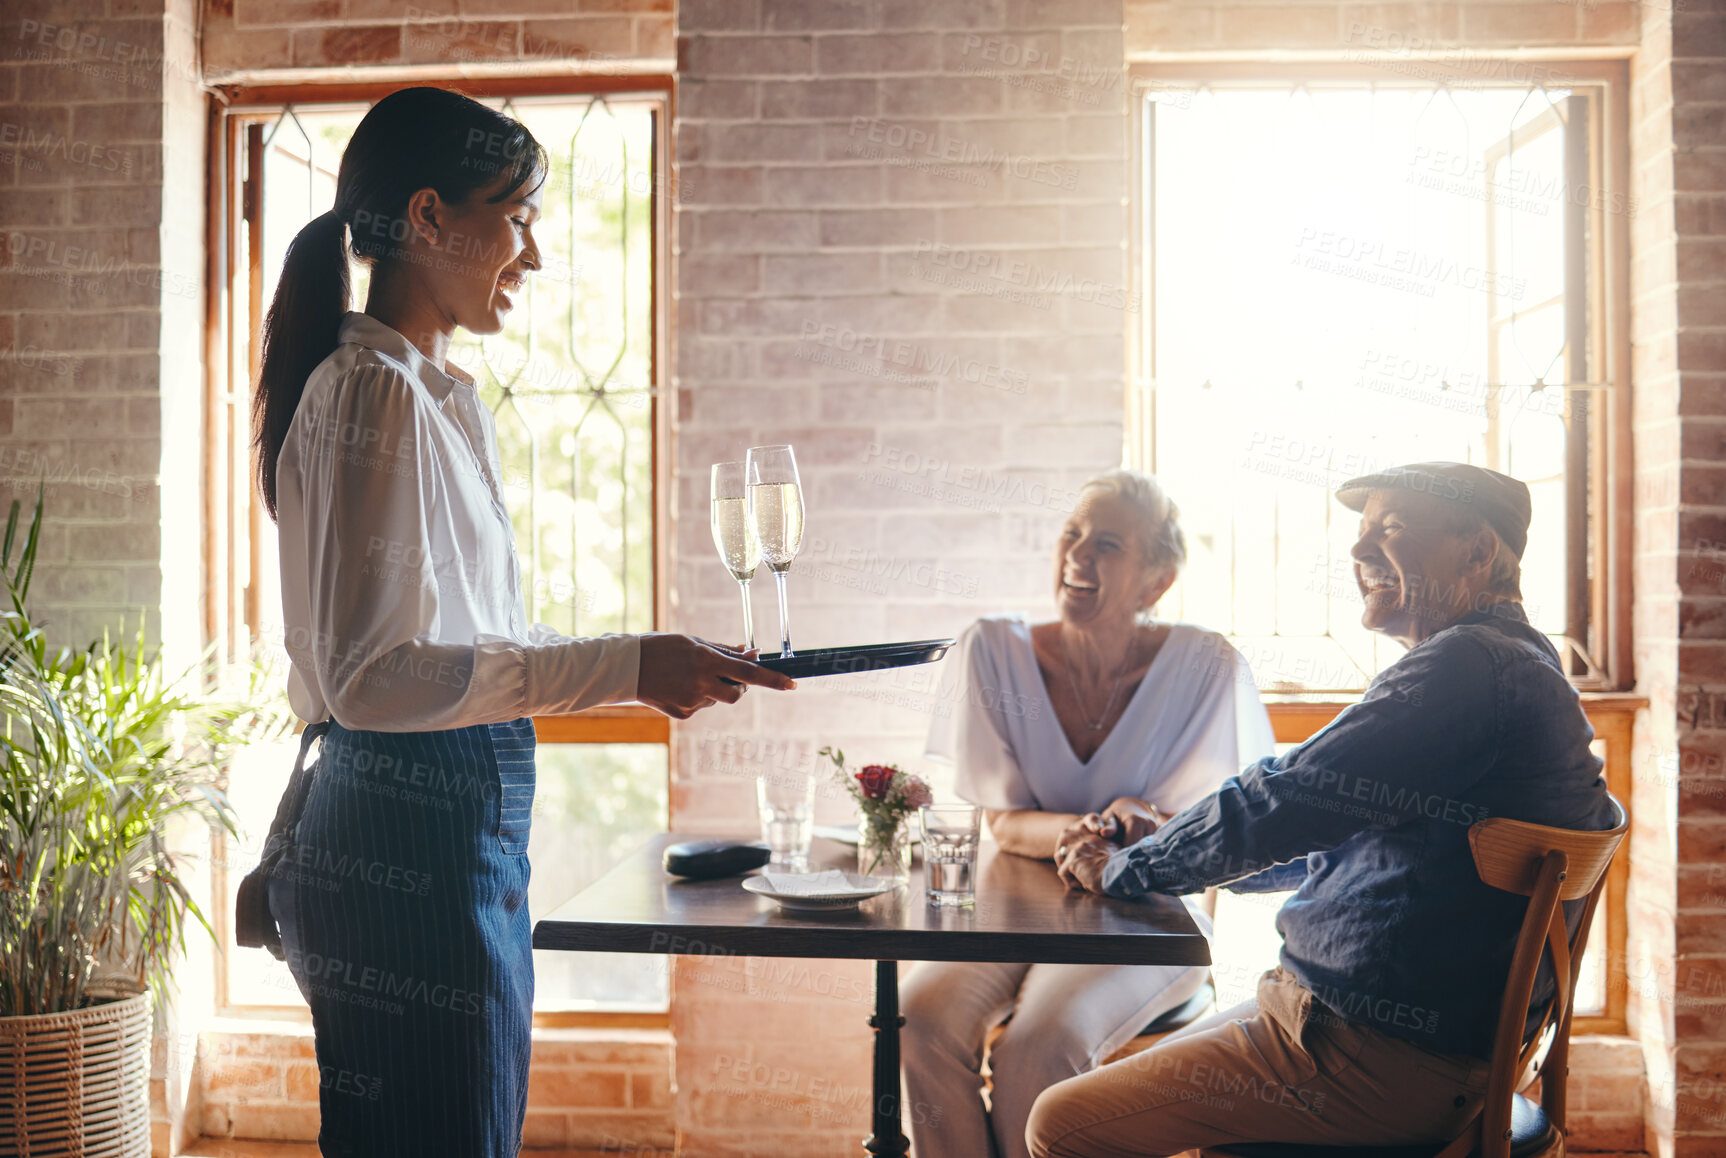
[1053,797,1162,895]
[636,634,796,720]
[1100,796,1163,846]
[1055,833,1114,893]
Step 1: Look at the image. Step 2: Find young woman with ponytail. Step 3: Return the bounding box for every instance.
[250,87,794,1156]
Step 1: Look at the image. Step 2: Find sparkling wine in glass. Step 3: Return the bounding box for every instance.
[710,461,760,651]
[745,444,805,658]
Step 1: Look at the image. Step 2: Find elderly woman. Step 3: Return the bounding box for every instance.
[902,468,1274,1158]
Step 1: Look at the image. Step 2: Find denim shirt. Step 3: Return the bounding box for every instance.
[1102,603,1614,1059]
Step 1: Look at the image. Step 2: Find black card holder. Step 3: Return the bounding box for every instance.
[663,839,772,880]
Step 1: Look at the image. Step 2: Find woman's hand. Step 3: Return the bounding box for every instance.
[636,634,796,719]
[1055,832,1115,893]
[1100,796,1163,846]
[1054,813,1111,860]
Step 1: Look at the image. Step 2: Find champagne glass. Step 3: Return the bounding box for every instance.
[709,461,759,650]
[745,444,805,658]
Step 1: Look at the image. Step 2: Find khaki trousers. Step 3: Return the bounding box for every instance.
[1027,968,1492,1158]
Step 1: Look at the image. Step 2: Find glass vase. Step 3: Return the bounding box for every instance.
[857,817,912,885]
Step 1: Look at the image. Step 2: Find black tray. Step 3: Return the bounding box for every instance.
[755,638,955,679]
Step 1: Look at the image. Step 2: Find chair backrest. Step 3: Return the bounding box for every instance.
[1450,793,1627,1158]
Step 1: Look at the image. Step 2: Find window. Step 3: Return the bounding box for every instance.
[204,79,672,1022]
[1130,63,1630,695]
[1130,63,1632,1028]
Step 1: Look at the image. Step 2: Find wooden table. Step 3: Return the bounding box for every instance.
[533,834,1210,1157]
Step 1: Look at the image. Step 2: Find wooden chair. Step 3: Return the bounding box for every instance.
[1203,794,1627,1158]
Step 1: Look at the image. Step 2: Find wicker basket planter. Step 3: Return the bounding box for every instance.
[0,992,151,1157]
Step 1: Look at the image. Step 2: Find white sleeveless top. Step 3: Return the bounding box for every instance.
[925,615,1274,816]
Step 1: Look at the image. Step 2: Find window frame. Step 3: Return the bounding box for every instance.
[1126,59,1634,693]
[202,74,675,1027]
[1127,60,1637,1034]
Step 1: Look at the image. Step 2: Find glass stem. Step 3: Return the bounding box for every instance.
[737,578,755,651]
[772,567,793,658]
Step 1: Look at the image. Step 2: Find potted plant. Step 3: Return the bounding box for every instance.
[0,493,286,1155]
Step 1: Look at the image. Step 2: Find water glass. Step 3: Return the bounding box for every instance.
[757,772,816,870]
[920,804,981,907]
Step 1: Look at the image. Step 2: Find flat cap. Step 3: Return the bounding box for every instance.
[1335,461,1532,559]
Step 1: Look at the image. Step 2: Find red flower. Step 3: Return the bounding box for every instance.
[855,765,898,801]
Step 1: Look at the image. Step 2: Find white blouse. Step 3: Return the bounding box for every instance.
[925,615,1275,816]
[276,312,640,731]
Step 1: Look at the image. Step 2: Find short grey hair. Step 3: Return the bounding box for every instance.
[1441,506,1523,601]
[1078,468,1186,576]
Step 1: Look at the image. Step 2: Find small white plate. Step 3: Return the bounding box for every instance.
[742,872,899,912]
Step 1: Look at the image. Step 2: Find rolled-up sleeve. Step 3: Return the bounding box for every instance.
[1102,633,1500,898]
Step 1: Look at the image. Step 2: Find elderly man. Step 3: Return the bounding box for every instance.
[1027,462,1614,1157]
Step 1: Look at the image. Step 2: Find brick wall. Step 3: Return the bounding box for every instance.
[1123,0,1642,55]
[668,0,1131,1151]
[1627,0,1680,1152]
[0,0,183,653]
[200,0,673,80]
[1667,2,1726,1154]
[192,1026,674,1150]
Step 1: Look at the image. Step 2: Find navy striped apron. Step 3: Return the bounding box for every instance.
[269,717,538,1157]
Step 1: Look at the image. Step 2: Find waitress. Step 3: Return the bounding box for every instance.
[252,87,794,1157]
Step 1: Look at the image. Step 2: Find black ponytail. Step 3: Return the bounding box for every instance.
[253,211,349,520]
[251,86,548,520]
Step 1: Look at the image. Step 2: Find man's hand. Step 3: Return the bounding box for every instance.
[1054,814,1112,861]
[636,634,796,719]
[1100,796,1163,846]
[1055,832,1115,894]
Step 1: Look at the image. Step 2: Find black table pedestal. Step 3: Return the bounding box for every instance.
[864,958,910,1157]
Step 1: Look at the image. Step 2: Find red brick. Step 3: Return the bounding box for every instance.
[1125,1,1216,52]
[292,25,401,66]
[815,33,940,74]
[1458,2,1579,45]
[707,122,823,162]
[221,1100,321,1141]
[630,1068,673,1109]
[232,0,340,26]
[282,1060,319,1104]
[520,1110,568,1147]
[759,78,878,120]
[878,0,1006,31]
[203,1058,282,1097]
[201,22,292,70]
[1673,12,1726,59]
[527,1067,629,1108]
[763,0,871,31]
[680,34,813,76]
[679,0,762,33]
[639,15,674,58]
[566,1113,676,1149]
[1566,1109,1644,1149]
[516,16,637,58]
[528,1033,670,1068]
[1217,5,1342,48]
[679,79,760,119]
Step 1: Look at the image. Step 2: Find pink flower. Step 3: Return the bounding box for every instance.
[900,775,934,809]
[856,765,897,800]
